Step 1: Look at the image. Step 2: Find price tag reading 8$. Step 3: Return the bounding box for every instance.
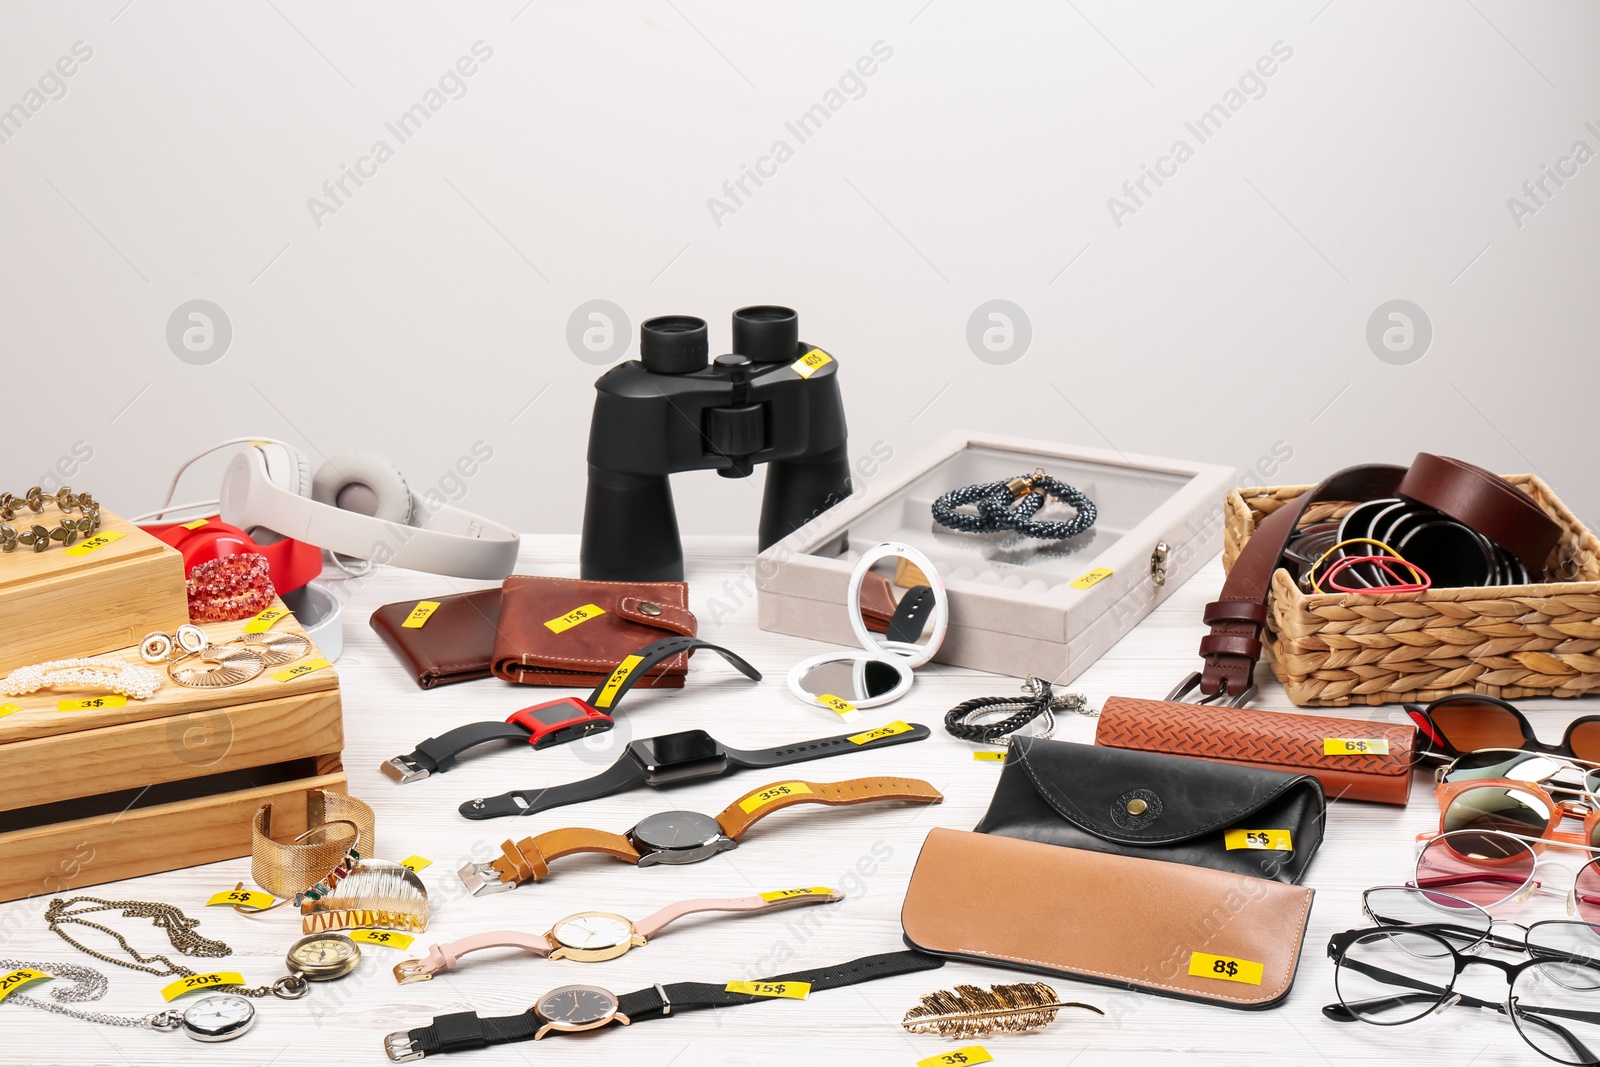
[1188,952,1263,985]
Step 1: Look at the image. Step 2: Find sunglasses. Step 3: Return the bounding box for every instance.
[1408,695,1600,764]
[1439,748,1600,796]
[1414,828,1600,924]
[1435,777,1600,849]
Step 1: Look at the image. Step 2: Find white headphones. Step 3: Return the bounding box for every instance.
[153,438,519,580]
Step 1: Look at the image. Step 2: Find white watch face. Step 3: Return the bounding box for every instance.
[552,913,634,950]
[183,994,255,1040]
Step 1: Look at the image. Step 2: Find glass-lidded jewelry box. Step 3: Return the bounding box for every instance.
[756,432,1237,683]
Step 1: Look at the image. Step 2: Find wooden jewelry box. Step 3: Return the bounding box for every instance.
[0,606,345,903]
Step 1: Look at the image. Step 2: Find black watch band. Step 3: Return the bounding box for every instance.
[385,950,942,1059]
[383,722,531,784]
[587,636,760,710]
[884,585,936,644]
[459,722,932,820]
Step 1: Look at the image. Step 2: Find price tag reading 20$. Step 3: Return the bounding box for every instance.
[162,972,246,1001]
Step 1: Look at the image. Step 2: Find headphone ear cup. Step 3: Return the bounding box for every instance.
[311,452,414,525]
[255,442,314,498]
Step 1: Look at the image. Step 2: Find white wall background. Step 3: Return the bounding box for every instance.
[4,0,1597,536]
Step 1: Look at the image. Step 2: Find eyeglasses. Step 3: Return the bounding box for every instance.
[1325,924,1600,1064]
[1364,885,1600,958]
[1434,778,1600,849]
[1439,748,1600,798]
[1414,829,1600,923]
[1408,695,1600,764]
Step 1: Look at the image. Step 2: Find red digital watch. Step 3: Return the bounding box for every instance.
[505,697,616,750]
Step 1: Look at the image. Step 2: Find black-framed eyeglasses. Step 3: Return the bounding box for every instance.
[1325,925,1600,1065]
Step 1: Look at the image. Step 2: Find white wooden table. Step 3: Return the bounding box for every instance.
[1,536,1577,1067]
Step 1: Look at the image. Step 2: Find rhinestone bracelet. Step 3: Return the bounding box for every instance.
[0,486,101,553]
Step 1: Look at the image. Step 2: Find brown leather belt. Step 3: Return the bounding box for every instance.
[1172,453,1560,706]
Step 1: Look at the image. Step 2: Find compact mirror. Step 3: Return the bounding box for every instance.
[787,542,948,712]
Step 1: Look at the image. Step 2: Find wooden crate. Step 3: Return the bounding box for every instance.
[0,508,189,673]
[0,606,345,903]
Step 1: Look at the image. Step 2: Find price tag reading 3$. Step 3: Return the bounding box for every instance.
[58,695,127,712]
[1324,737,1389,756]
[1224,829,1293,852]
[725,979,810,999]
[1188,952,1263,985]
[740,782,812,813]
[162,972,246,1001]
[917,1047,994,1067]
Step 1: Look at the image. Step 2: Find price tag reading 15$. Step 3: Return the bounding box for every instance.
[724,979,810,999]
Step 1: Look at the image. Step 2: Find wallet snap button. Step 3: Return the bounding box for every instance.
[638,601,663,616]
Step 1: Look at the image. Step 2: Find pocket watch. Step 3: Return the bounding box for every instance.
[286,932,362,984]
[178,993,257,1042]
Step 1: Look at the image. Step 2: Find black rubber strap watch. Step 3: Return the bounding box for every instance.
[459,720,932,820]
[383,638,759,783]
[384,950,944,1059]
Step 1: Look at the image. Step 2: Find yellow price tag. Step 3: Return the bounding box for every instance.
[544,603,606,634]
[400,855,432,873]
[272,657,332,682]
[243,606,292,633]
[0,968,51,1003]
[0,704,21,718]
[161,972,246,1001]
[973,751,1006,762]
[206,888,275,910]
[917,1047,994,1067]
[1188,952,1263,985]
[349,929,415,949]
[725,979,810,999]
[791,348,833,378]
[1069,566,1114,590]
[1224,829,1294,852]
[63,530,125,557]
[815,693,858,720]
[759,886,836,902]
[847,721,912,745]
[1323,737,1389,756]
[181,518,210,530]
[593,654,644,709]
[57,695,127,712]
[739,782,812,813]
[401,601,441,629]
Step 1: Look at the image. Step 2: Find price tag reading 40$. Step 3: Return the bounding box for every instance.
[1188,952,1263,986]
[162,972,246,1001]
[739,782,812,813]
[917,1047,993,1067]
[725,979,810,999]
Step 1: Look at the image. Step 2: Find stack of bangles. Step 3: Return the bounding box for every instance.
[1306,537,1432,595]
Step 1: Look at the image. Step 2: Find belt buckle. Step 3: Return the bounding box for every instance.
[1165,671,1257,708]
[381,756,429,784]
[385,1032,424,1062]
[457,861,515,896]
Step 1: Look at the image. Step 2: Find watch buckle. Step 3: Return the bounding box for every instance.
[457,861,514,896]
[385,1032,424,1062]
[392,960,432,985]
[381,756,429,785]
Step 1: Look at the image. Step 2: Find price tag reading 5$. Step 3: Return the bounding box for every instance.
[0,968,51,1003]
[207,888,275,910]
[917,1047,993,1067]
[1188,952,1263,986]
[725,979,810,999]
[349,929,415,949]
[162,972,246,1001]
[1224,829,1293,852]
[815,693,859,721]
[1324,737,1390,756]
[740,782,812,813]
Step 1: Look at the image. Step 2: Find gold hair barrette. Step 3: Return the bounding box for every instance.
[902,982,1103,1038]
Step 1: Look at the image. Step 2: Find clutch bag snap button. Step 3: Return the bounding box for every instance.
[638,602,663,616]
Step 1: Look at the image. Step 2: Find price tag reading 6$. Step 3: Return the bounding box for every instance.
[917,1047,993,1067]
[1188,952,1263,985]
[724,979,810,999]
[1324,737,1390,756]
[739,782,812,813]
[162,972,246,1001]
[0,968,51,1003]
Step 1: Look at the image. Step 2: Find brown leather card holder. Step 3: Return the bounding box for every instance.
[901,827,1315,1010]
[491,575,697,688]
[370,588,503,690]
[1095,696,1417,805]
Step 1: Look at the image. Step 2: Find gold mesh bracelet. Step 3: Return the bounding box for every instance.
[250,790,377,900]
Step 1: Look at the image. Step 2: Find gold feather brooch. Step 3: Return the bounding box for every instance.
[901,982,1103,1038]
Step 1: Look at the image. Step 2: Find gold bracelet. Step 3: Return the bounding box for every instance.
[250,791,377,900]
[0,486,100,552]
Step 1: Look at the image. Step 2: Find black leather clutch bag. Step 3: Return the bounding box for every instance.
[973,737,1325,884]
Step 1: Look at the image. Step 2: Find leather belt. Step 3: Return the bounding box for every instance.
[1172,452,1561,706]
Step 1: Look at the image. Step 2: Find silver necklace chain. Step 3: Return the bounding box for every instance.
[0,958,181,1031]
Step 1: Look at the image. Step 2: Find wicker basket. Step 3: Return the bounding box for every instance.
[1221,474,1600,707]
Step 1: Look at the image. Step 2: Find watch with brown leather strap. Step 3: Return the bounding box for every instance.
[393,887,841,980]
[457,776,943,894]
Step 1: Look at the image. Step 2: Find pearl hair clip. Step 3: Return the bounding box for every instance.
[0,657,163,700]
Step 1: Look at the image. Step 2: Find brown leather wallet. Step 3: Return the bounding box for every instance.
[901,827,1315,1010]
[490,576,697,688]
[1094,696,1417,805]
[370,589,503,689]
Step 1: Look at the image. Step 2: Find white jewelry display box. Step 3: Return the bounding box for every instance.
[756,432,1238,683]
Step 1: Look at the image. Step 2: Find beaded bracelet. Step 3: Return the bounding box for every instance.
[931,469,1096,541]
[0,486,100,553]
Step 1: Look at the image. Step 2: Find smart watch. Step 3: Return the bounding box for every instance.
[458,776,942,893]
[383,949,945,1059]
[459,719,931,819]
[383,637,758,783]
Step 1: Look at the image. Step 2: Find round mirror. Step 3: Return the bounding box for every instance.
[786,542,948,712]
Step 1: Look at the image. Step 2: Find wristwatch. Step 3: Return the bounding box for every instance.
[383,638,759,783]
[459,776,942,894]
[393,888,841,980]
[459,719,931,819]
[383,949,945,1059]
